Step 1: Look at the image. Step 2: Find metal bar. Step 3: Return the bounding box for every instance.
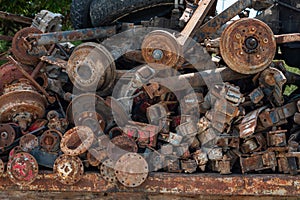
[28,26,117,46]
[0,172,300,196]
[195,0,252,42]
[177,0,216,46]
[275,33,300,44]
[150,67,248,91]
[0,11,32,24]
[276,1,300,12]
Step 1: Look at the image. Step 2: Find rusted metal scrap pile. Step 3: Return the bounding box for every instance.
[0,0,300,189]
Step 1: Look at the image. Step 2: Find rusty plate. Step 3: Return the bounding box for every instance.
[100,158,117,183]
[11,27,47,66]
[142,30,181,69]
[7,152,39,186]
[67,42,116,93]
[87,148,108,167]
[108,134,138,161]
[53,154,84,185]
[114,153,148,188]
[60,126,94,156]
[220,18,276,74]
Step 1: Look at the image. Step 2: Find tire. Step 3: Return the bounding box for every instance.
[90,0,174,27]
[70,0,93,29]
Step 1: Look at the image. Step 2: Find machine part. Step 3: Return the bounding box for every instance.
[39,129,62,152]
[67,42,116,93]
[259,67,287,106]
[0,62,32,93]
[19,134,38,152]
[211,155,232,175]
[220,18,276,74]
[40,55,67,69]
[240,151,277,174]
[192,149,208,171]
[258,101,297,130]
[176,121,198,137]
[0,123,16,151]
[7,152,39,186]
[74,111,105,134]
[115,153,148,188]
[124,122,159,148]
[0,80,47,131]
[267,129,287,147]
[47,110,68,133]
[53,154,84,185]
[240,133,267,154]
[0,159,4,176]
[275,33,300,44]
[66,93,113,129]
[146,102,169,125]
[168,132,183,146]
[100,158,117,183]
[8,56,56,104]
[141,30,182,69]
[181,92,203,114]
[207,147,223,160]
[108,134,138,161]
[11,27,47,65]
[239,106,267,138]
[60,126,94,156]
[165,155,182,173]
[31,10,63,33]
[181,159,197,174]
[87,148,108,167]
[27,26,116,46]
[249,87,264,104]
[216,135,240,150]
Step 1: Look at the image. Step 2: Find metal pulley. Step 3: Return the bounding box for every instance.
[220,18,276,74]
[67,42,116,94]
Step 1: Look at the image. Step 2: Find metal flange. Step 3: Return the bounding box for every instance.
[220,18,276,74]
[19,134,38,152]
[53,154,84,185]
[39,129,62,152]
[114,153,148,187]
[7,152,39,186]
[60,126,94,156]
[99,158,117,183]
[142,30,182,69]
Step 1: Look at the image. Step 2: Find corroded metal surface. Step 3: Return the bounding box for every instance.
[60,126,94,156]
[53,154,84,185]
[220,18,276,74]
[11,27,46,65]
[141,30,181,69]
[67,42,116,93]
[6,152,39,186]
[0,172,299,196]
[115,153,148,188]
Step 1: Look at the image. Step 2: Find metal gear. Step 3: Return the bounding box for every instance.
[220,18,276,74]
